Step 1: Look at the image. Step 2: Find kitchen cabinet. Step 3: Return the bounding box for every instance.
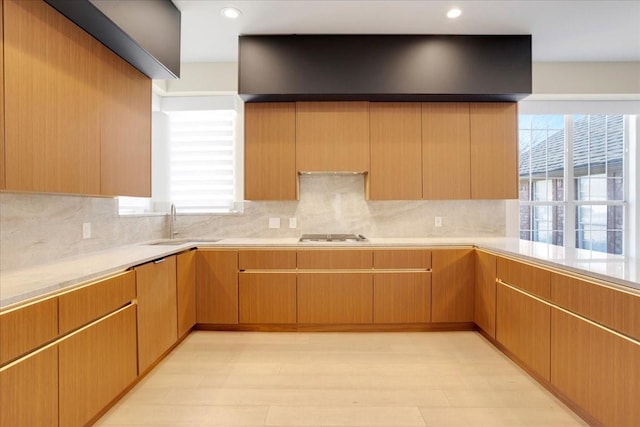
[0,296,58,365]
[474,250,497,338]
[196,249,239,324]
[470,102,518,199]
[431,249,475,322]
[58,305,137,427]
[135,256,178,373]
[239,250,297,324]
[0,345,58,426]
[244,102,297,200]
[296,101,369,172]
[297,249,373,269]
[372,249,432,324]
[0,0,5,190]
[4,0,101,194]
[177,250,197,338]
[497,256,550,299]
[98,42,151,197]
[369,102,422,200]
[422,103,471,199]
[496,282,550,381]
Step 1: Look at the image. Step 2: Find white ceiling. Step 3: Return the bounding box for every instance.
[173,0,640,64]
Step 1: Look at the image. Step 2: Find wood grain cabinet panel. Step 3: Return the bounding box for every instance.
[369,102,422,200]
[297,249,373,269]
[0,297,58,365]
[59,305,138,427]
[135,256,178,373]
[431,249,475,322]
[239,249,297,270]
[0,345,58,426]
[373,249,431,269]
[373,272,431,323]
[239,273,297,324]
[298,273,373,324]
[4,0,101,194]
[177,250,197,338]
[496,283,550,381]
[422,102,471,199]
[98,43,151,197]
[474,250,497,338]
[58,271,135,335]
[551,273,640,341]
[244,103,297,200]
[470,102,518,199]
[497,257,551,299]
[296,101,369,172]
[196,250,239,324]
[0,0,5,190]
[613,334,640,427]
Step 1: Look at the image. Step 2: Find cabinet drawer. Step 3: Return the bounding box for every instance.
[497,257,550,299]
[297,250,373,269]
[239,250,297,270]
[58,271,136,335]
[551,273,640,341]
[373,249,431,269]
[0,297,58,365]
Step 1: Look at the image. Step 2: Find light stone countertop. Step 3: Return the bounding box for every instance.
[1,237,638,308]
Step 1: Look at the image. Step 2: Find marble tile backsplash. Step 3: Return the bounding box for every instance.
[0,175,505,271]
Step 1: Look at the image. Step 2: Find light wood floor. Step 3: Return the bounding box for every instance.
[96,331,588,427]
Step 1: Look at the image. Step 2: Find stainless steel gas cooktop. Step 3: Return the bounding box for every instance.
[299,234,368,243]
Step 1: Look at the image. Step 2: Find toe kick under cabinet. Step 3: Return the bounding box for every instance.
[197,247,474,330]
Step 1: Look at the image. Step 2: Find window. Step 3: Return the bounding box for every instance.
[519,114,628,255]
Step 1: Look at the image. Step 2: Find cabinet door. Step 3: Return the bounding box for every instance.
[496,283,550,381]
[177,250,197,338]
[135,256,178,373]
[0,345,58,426]
[239,273,297,324]
[0,0,5,190]
[431,249,475,322]
[59,305,137,427]
[373,272,431,323]
[470,102,518,199]
[196,250,239,324]
[422,103,471,199]
[244,103,296,200]
[98,43,151,197]
[4,0,101,194]
[369,102,422,200]
[297,273,373,324]
[296,101,369,172]
[474,250,497,338]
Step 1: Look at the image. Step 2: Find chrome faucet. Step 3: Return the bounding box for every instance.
[169,203,177,239]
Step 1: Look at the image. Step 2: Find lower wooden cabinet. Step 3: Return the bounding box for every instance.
[177,250,197,338]
[59,305,137,427]
[196,250,239,324]
[431,249,474,322]
[373,272,431,323]
[297,273,373,324]
[496,283,550,381]
[135,256,178,373]
[474,250,497,337]
[0,345,58,426]
[239,273,297,324]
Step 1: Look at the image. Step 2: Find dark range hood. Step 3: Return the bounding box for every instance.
[239,35,532,102]
[44,0,180,79]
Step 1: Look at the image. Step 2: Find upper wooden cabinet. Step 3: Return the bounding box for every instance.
[296,101,369,172]
[244,103,297,200]
[2,0,151,197]
[422,103,471,199]
[470,102,518,199]
[98,43,151,197]
[369,102,422,200]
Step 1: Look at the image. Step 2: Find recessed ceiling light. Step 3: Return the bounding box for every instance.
[221,7,242,19]
[447,8,462,19]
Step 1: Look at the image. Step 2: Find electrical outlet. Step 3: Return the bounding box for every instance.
[268,217,281,229]
[82,222,92,239]
[289,217,297,229]
[434,216,442,227]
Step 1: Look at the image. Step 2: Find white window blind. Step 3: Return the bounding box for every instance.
[168,109,237,213]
